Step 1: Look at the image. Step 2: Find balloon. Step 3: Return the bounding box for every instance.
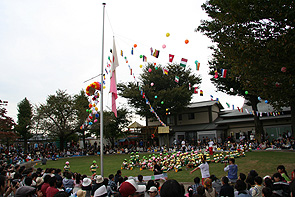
[166,108,168,111]
[95,114,99,118]
[140,65,143,68]
[154,96,157,99]
[89,104,92,108]
[124,56,127,59]
[134,44,137,48]
[214,75,218,79]
[94,119,98,123]
[245,91,248,95]
[166,33,170,37]
[103,86,106,89]
[151,82,154,86]
[185,39,189,44]
[230,88,234,92]
[161,101,164,104]
[155,66,158,70]
[258,97,261,101]
[281,67,287,72]
[162,44,166,49]
[148,68,152,72]
[154,63,156,65]
[95,107,98,111]
[265,100,268,103]
[140,55,143,58]
[195,60,198,64]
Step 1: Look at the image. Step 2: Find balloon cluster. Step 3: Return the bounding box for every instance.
[81,82,101,130]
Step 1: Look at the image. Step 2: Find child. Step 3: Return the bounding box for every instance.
[251,176,263,197]
[224,158,238,184]
[90,160,98,176]
[277,165,291,182]
[64,161,70,172]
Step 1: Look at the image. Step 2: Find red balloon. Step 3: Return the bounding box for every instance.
[185,39,189,44]
[134,44,137,48]
[281,67,287,72]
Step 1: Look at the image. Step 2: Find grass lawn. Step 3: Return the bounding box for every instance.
[39,151,295,183]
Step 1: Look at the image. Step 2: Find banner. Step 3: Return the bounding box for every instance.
[158,126,169,134]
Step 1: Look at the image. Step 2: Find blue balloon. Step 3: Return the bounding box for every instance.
[258,97,261,101]
[265,100,268,103]
[95,114,99,118]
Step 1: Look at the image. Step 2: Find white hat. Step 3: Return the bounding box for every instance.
[94,185,107,197]
[148,186,158,193]
[95,175,104,184]
[82,178,92,187]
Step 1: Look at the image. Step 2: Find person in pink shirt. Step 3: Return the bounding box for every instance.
[46,177,59,197]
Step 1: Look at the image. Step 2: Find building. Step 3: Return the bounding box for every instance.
[146,100,291,146]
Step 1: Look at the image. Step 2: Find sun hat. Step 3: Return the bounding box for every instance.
[77,189,86,197]
[95,175,104,184]
[119,179,146,197]
[82,178,92,187]
[93,160,97,163]
[65,161,69,164]
[148,186,157,193]
[36,177,44,186]
[93,185,107,197]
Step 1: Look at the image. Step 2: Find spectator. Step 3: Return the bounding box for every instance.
[196,185,206,197]
[234,180,250,197]
[41,175,51,196]
[0,175,6,196]
[91,175,104,196]
[147,186,159,197]
[63,172,74,189]
[46,176,59,197]
[224,158,238,184]
[119,179,146,197]
[137,175,146,186]
[210,175,221,195]
[160,179,184,197]
[82,178,92,197]
[219,176,234,197]
[191,177,201,196]
[272,173,290,197]
[203,178,217,197]
[252,176,263,197]
[277,165,291,182]
[114,170,122,185]
[261,187,272,197]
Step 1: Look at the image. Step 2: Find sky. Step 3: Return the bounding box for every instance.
[0,0,245,125]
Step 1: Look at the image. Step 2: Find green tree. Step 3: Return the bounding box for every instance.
[36,90,78,150]
[118,63,201,125]
[207,48,264,141]
[197,0,295,136]
[0,108,16,146]
[74,90,90,148]
[16,97,33,153]
[90,108,131,147]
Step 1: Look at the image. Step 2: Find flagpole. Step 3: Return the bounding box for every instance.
[100,2,106,177]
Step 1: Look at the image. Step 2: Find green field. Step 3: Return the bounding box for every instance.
[39,151,295,183]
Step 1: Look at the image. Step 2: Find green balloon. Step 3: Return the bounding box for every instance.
[155,66,158,70]
[161,101,164,104]
[140,55,143,58]
[155,96,157,99]
[245,91,248,95]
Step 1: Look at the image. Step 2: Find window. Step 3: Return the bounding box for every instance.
[178,114,182,121]
[188,113,195,120]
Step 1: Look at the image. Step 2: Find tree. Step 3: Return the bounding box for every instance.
[197,0,295,136]
[73,90,90,148]
[207,47,264,141]
[16,97,33,153]
[0,108,17,146]
[36,90,78,150]
[118,63,201,125]
[90,108,131,148]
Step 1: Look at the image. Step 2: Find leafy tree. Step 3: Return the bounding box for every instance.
[118,63,201,125]
[36,90,78,150]
[90,108,131,147]
[197,0,295,136]
[207,48,264,141]
[16,98,33,153]
[74,90,90,148]
[0,108,16,146]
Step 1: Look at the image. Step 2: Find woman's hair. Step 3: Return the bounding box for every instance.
[187,186,194,197]
[239,173,246,181]
[146,180,156,192]
[196,185,205,197]
[273,173,283,181]
[160,179,184,197]
[264,178,273,190]
[277,165,289,178]
[203,178,212,189]
[262,187,273,197]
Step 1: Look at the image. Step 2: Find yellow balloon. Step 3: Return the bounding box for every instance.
[93,103,96,107]
[103,86,106,89]
[140,65,143,68]
[95,107,98,111]
[166,33,170,37]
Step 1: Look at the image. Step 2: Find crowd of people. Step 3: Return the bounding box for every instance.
[0,156,295,197]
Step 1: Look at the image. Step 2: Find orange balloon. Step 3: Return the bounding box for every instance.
[185,39,189,44]
[134,44,137,48]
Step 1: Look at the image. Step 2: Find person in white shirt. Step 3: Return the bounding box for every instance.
[190,155,210,185]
